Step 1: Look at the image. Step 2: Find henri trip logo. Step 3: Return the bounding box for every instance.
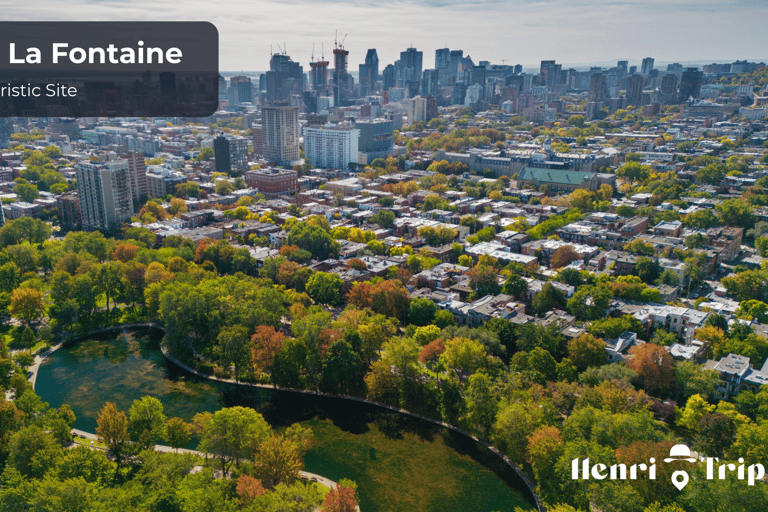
[572,443,765,491]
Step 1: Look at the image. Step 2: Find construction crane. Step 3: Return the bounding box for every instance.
[311,43,315,62]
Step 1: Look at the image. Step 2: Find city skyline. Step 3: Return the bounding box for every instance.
[1,0,766,72]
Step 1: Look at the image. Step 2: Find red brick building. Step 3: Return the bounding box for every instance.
[245,168,299,198]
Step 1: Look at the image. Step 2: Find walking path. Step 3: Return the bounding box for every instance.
[70,428,340,490]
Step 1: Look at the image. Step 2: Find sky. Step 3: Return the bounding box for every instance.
[1,0,766,72]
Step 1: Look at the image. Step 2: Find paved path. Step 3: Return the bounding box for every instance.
[70,429,348,493]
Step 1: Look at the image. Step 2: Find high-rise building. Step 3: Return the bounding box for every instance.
[262,104,300,166]
[214,134,231,172]
[252,125,263,157]
[56,192,80,231]
[123,150,147,201]
[266,53,304,104]
[304,124,360,169]
[310,59,329,94]
[539,60,560,89]
[435,48,451,77]
[588,74,610,102]
[333,40,351,107]
[641,57,655,77]
[421,69,439,97]
[214,134,250,176]
[76,161,134,231]
[358,49,379,96]
[382,64,396,90]
[626,74,644,107]
[229,76,253,105]
[450,50,464,83]
[0,119,14,145]
[680,68,703,101]
[399,47,423,86]
[661,74,678,104]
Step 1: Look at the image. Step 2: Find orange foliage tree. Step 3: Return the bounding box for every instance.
[322,485,359,512]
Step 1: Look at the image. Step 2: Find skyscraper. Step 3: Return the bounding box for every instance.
[359,49,379,97]
[626,74,644,107]
[421,69,439,97]
[266,53,304,104]
[660,74,678,104]
[76,161,134,231]
[262,104,300,166]
[588,74,610,102]
[382,64,396,90]
[680,68,703,101]
[641,57,655,77]
[399,47,423,85]
[332,39,351,106]
[229,76,253,105]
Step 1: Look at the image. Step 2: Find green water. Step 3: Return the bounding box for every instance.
[36,328,536,512]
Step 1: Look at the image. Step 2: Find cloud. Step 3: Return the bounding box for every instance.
[0,0,765,70]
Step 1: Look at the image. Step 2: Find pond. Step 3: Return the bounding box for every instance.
[35,327,536,512]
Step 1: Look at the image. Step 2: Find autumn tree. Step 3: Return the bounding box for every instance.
[251,326,285,373]
[236,475,267,506]
[567,333,606,372]
[112,243,139,263]
[527,426,564,504]
[96,402,129,466]
[322,485,359,512]
[10,287,45,326]
[254,433,304,485]
[468,264,501,298]
[626,343,674,394]
[550,245,581,269]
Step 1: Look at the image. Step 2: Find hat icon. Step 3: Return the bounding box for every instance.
[664,444,697,463]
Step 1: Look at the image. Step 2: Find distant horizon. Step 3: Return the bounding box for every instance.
[3,0,767,72]
[219,56,768,76]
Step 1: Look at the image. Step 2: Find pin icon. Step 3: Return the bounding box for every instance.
[671,470,689,491]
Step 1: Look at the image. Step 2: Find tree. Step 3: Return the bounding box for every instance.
[164,417,191,452]
[716,198,754,228]
[95,261,124,314]
[9,287,45,326]
[217,325,253,382]
[7,425,59,478]
[626,344,674,394]
[695,412,736,458]
[306,272,344,306]
[468,264,501,298]
[464,372,498,434]
[381,337,420,379]
[14,182,40,202]
[408,298,437,326]
[322,485,359,512]
[502,273,528,300]
[568,333,606,372]
[616,161,650,182]
[286,222,340,260]
[634,256,661,284]
[684,209,719,230]
[321,340,363,394]
[370,210,395,228]
[527,426,564,505]
[696,162,726,185]
[194,406,271,474]
[251,326,285,373]
[441,337,486,381]
[567,285,612,321]
[433,309,455,329]
[96,402,129,466]
[254,434,303,485]
[128,396,167,450]
[532,282,565,316]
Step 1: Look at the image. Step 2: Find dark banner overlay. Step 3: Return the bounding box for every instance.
[0,22,219,118]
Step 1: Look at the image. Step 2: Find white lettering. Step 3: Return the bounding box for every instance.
[748,464,765,486]
[52,43,68,64]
